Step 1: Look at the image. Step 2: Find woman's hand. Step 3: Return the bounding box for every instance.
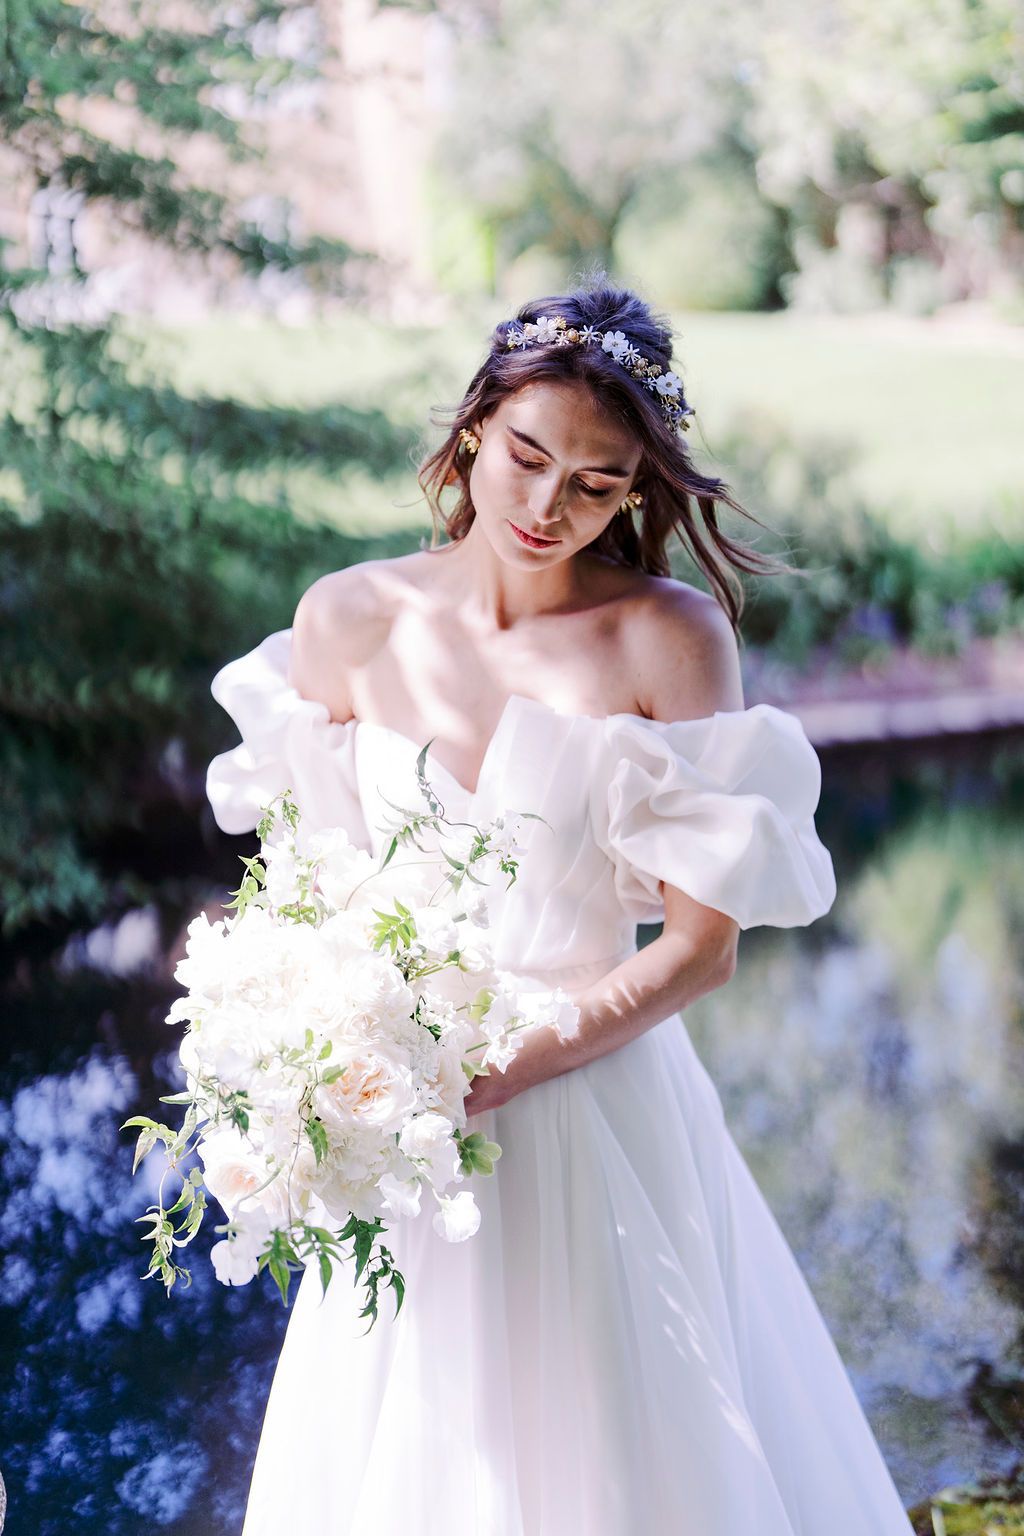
[463,997,587,1119]
[462,1061,515,1118]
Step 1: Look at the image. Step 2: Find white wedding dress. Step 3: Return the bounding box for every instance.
[206,627,913,1536]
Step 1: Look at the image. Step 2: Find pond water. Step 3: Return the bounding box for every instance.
[2,730,1022,1533]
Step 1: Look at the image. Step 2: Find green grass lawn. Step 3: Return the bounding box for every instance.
[133,305,1023,544]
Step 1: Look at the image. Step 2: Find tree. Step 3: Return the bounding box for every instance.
[0,0,414,933]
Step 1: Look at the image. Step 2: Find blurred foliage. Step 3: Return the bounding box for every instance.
[0,0,399,936]
[907,1467,1024,1534]
[426,0,1024,312]
[615,153,791,312]
[0,313,419,935]
[695,416,1024,664]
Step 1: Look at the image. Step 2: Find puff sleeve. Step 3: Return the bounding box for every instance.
[205,628,371,851]
[589,703,837,930]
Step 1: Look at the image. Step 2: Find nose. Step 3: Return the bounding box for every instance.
[527,472,566,524]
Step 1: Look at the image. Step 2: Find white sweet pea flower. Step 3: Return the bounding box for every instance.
[432,1190,481,1243]
[399,1111,462,1192]
[377,1171,423,1219]
[481,1034,521,1072]
[209,1203,274,1286]
[517,986,581,1041]
[488,812,525,861]
[460,889,490,928]
[262,840,302,909]
[442,823,481,865]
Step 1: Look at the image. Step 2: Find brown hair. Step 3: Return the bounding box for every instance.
[417,275,802,632]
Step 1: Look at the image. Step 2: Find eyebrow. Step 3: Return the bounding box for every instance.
[505,425,631,478]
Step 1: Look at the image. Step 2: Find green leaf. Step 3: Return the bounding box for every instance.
[268,1254,291,1307]
[131,1127,158,1175]
[388,1268,405,1316]
[318,1250,333,1296]
[305,1116,328,1166]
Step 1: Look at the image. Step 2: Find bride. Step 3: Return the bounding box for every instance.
[206,279,914,1533]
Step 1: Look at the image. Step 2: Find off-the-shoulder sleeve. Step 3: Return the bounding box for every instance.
[205,628,370,851]
[589,703,837,930]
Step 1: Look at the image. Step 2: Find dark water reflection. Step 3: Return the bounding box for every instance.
[2,731,1022,1531]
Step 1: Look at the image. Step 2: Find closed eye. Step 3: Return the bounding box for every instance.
[507,447,614,498]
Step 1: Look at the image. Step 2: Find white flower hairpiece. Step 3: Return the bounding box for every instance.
[501,314,695,434]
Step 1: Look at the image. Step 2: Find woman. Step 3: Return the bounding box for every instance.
[206,279,913,1533]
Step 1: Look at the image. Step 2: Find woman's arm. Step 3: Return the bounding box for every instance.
[464,889,737,1116]
[465,585,746,1117]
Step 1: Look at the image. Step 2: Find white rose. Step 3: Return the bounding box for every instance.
[313,1046,418,1135]
[200,1129,276,1219]
[432,1190,481,1243]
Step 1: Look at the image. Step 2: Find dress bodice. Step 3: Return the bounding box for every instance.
[205,628,837,975]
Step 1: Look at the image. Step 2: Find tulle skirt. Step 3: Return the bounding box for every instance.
[240,957,912,1536]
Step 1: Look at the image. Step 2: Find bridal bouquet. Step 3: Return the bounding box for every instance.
[124,759,580,1331]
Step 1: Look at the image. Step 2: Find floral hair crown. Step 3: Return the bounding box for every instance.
[501,314,694,434]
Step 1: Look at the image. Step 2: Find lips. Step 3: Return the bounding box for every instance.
[509,520,561,548]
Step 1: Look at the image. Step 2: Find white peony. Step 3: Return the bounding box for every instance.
[411,905,458,961]
[307,827,378,911]
[334,952,416,1038]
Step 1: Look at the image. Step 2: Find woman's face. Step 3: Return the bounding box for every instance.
[467,380,643,563]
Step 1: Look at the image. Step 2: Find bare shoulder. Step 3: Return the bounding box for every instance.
[288,557,406,719]
[624,577,745,722]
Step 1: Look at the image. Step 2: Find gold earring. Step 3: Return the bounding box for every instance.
[459,427,481,454]
[618,490,643,514]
